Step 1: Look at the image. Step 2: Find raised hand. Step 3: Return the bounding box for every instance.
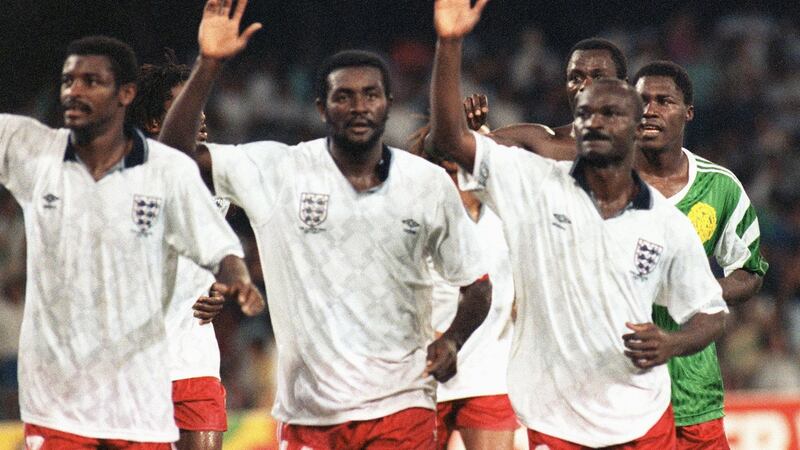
[434,0,491,39]
[463,93,489,131]
[199,0,262,61]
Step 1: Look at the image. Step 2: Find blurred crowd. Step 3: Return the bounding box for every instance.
[2,7,800,420]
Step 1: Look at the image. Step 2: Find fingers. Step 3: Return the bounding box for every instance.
[241,22,263,43]
[205,0,220,13]
[474,0,492,15]
[239,284,265,316]
[233,0,248,20]
[193,293,225,325]
[220,0,232,15]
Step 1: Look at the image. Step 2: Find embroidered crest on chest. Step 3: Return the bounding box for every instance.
[632,238,663,280]
[132,195,163,237]
[299,192,329,234]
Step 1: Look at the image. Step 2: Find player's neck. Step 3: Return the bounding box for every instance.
[459,190,482,222]
[584,160,637,219]
[635,144,685,177]
[328,139,385,192]
[635,145,689,199]
[70,125,132,181]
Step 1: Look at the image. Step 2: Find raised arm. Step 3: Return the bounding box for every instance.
[159,0,261,182]
[430,0,490,173]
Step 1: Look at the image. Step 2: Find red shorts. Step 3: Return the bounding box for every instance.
[279,407,435,450]
[436,394,518,449]
[172,376,227,432]
[23,424,172,449]
[676,418,730,449]
[528,405,676,449]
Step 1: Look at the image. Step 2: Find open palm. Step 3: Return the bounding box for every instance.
[434,0,490,39]
[198,0,262,60]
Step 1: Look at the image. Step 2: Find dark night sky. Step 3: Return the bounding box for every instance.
[2,0,797,113]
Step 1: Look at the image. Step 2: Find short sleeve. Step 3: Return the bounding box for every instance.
[208,140,289,225]
[457,130,556,214]
[714,188,768,277]
[0,114,62,203]
[656,213,728,325]
[427,170,487,286]
[163,158,244,274]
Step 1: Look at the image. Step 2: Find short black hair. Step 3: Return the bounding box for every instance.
[66,36,138,86]
[567,38,628,80]
[127,49,191,134]
[315,50,392,102]
[633,60,693,105]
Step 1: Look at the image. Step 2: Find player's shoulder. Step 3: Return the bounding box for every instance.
[686,148,745,191]
[0,113,63,140]
[390,147,451,182]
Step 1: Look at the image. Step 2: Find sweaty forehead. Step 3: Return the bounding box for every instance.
[327,66,384,91]
[635,75,680,95]
[62,54,113,75]
[566,49,616,75]
[577,84,633,109]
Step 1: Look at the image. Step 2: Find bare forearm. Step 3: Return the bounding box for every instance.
[430,38,476,172]
[214,254,251,286]
[441,277,491,350]
[718,269,762,306]
[159,56,223,159]
[669,311,726,357]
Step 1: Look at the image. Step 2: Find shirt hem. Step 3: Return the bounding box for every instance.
[674,409,724,427]
[273,399,435,426]
[22,413,178,442]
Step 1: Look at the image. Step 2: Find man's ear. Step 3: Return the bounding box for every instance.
[118,82,137,107]
[686,104,695,123]
[315,98,326,123]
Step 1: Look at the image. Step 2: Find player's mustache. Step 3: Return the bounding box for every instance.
[346,117,375,128]
[581,130,609,141]
[62,99,92,113]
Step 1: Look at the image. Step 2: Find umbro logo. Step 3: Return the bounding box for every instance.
[552,213,571,230]
[402,218,420,235]
[43,193,60,209]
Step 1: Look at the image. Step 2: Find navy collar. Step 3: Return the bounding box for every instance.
[64,125,149,169]
[569,156,652,210]
[376,144,392,182]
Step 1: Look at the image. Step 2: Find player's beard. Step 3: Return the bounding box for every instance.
[328,115,388,157]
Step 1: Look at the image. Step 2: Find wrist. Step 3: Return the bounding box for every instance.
[197,54,226,71]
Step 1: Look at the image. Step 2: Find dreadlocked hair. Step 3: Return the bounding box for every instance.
[126,48,191,134]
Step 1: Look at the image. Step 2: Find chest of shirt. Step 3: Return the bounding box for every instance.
[29,162,170,248]
[512,180,673,288]
[266,168,434,256]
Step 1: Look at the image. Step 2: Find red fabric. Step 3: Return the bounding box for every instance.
[172,376,227,431]
[527,405,676,449]
[23,424,171,449]
[436,394,518,449]
[676,418,730,449]
[279,407,435,450]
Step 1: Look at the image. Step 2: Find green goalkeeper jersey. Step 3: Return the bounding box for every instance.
[652,148,769,426]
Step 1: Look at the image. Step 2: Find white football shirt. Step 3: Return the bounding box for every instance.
[0,114,243,442]
[208,138,485,425]
[459,132,727,447]
[430,206,514,402]
[163,198,230,381]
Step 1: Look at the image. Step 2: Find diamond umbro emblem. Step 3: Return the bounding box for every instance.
[43,193,59,209]
[402,218,420,235]
[552,213,571,230]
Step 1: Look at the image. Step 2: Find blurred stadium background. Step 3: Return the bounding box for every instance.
[2,1,800,448]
